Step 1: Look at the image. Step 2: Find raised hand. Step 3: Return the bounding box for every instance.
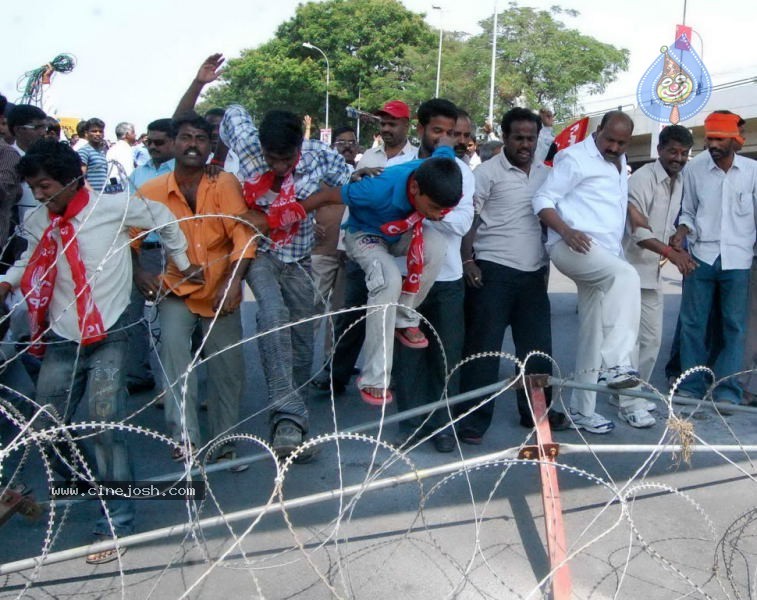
[195,53,225,85]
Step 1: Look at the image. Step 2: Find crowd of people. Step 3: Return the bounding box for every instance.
[0,52,755,563]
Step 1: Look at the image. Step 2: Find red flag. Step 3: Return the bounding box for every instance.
[675,25,692,50]
[553,117,589,152]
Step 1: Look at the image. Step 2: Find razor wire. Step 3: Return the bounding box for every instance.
[0,166,757,599]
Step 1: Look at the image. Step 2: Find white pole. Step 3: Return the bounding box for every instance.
[488,0,498,129]
[302,42,330,131]
[4,438,757,575]
[433,5,443,96]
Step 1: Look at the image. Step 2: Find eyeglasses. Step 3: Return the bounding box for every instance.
[18,124,47,131]
[334,140,357,148]
[146,138,168,147]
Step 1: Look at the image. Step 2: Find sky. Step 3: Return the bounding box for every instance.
[4,0,755,138]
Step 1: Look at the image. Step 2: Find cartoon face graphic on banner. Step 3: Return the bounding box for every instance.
[636,33,711,124]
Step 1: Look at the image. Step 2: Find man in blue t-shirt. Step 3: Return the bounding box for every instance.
[293,144,462,406]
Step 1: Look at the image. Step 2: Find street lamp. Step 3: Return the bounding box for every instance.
[302,42,330,131]
[432,5,443,97]
[488,0,498,129]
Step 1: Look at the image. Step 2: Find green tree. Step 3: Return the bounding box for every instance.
[406,4,629,126]
[202,0,436,133]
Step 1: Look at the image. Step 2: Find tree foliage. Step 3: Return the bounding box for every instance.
[407,4,630,125]
[202,0,435,130]
[202,0,629,136]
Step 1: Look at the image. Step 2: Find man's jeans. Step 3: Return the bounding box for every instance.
[0,344,36,488]
[679,256,749,403]
[246,253,314,433]
[36,313,135,537]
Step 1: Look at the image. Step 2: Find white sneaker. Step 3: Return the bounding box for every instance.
[569,410,615,434]
[618,408,656,428]
[598,366,640,390]
[607,395,657,412]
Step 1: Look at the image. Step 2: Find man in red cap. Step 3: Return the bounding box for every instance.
[357,100,416,168]
[670,110,757,406]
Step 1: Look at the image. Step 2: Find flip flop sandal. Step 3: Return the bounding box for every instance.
[394,327,429,349]
[86,537,127,565]
[358,387,393,406]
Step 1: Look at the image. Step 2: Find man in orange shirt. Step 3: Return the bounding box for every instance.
[135,113,256,466]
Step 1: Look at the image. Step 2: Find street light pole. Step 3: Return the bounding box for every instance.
[432,5,443,97]
[488,0,498,129]
[302,42,330,131]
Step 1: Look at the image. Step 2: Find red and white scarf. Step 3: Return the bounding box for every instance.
[242,157,301,247]
[20,187,106,356]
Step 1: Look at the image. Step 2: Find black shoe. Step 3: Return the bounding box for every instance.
[311,376,346,394]
[393,430,425,449]
[272,419,303,458]
[433,433,456,453]
[519,410,571,431]
[458,428,483,445]
[127,378,155,395]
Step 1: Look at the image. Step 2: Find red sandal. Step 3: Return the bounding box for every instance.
[357,378,394,406]
[394,326,429,349]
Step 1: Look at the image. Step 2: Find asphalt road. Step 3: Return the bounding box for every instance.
[2,263,756,599]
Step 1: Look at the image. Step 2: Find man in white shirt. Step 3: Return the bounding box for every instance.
[457,107,567,442]
[106,121,136,177]
[533,111,639,434]
[0,139,196,560]
[393,100,474,453]
[620,125,696,427]
[534,107,556,165]
[670,110,757,406]
[357,100,416,168]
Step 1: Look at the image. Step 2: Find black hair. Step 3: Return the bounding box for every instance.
[658,124,693,148]
[413,157,462,208]
[0,94,6,117]
[417,99,458,127]
[85,117,105,132]
[170,112,213,138]
[332,125,356,141]
[501,107,542,137]
[46,117,61,134]
[259,110,303,154]
[7,104,47,134]
[599,110,634,132]
[478,140,503,163]
[17,139,84,189]
[147,118,173,135]
[545,142,559,163]
[76,120,87,137]
[204,107,226,120]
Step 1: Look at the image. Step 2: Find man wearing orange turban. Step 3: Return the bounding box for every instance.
[670,110,757,406]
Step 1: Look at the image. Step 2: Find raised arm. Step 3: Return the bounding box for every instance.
[174,53,225,117]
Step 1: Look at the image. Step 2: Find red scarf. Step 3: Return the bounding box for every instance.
[380,179,446,295]
[20,187,106,356]
[243,156,301,247]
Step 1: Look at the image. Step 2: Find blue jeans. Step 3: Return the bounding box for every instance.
[679,256,749,403]
[246,253,314,433]
[0,344,36,488]
[36,312,135,537]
